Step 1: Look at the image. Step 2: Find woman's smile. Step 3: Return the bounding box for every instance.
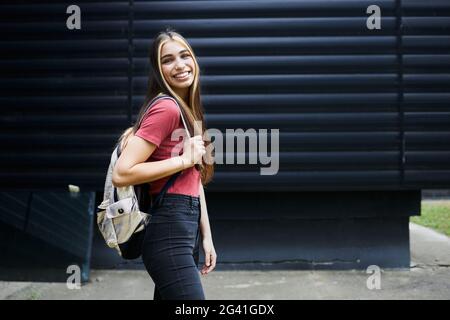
[173,71,191,81]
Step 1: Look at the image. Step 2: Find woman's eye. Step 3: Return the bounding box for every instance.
[162,54,189,64]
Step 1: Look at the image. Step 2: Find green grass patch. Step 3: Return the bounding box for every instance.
[411,200,450,237]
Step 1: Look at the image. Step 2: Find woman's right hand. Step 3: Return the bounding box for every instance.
[181,135,206,168]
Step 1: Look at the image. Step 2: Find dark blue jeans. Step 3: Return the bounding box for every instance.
[142,193,205,300]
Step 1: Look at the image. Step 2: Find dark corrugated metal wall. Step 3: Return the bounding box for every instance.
[0,0,449,192]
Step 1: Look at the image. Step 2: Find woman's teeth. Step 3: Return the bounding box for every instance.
[174,71,190,79]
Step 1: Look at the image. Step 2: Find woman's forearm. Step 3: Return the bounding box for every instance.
[113,155,188,187]
[199,181,213,240]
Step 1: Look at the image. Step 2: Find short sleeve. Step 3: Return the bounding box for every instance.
[135,99,180,147]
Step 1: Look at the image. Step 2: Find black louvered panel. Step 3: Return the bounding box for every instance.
[403,0,450,188]
[133,0,401,190]
[0,1,130,190]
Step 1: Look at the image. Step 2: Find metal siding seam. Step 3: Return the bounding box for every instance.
[396,0,405,187]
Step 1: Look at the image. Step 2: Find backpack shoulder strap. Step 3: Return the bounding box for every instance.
[135,93,168,128]
[138,94,191,139]
[151,171,182,209]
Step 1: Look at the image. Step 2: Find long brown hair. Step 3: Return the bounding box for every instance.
[119,28,214,186]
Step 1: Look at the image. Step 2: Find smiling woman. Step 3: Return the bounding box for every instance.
[112,28,217,301]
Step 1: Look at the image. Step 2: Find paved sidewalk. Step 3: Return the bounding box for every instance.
[1,219,450,300]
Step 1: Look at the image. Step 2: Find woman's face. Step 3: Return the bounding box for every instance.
[160,40,195,93]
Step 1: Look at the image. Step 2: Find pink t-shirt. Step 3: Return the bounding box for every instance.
[134,98,200,197]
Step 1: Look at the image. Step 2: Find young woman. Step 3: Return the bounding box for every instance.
[112,28,217,300]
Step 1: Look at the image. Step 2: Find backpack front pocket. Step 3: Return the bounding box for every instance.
[106,197,136,219]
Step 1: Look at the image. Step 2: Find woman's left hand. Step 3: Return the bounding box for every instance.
[201,237,217,275]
